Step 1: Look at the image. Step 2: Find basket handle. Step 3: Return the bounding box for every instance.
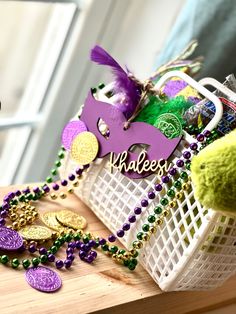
[153,70,223,131]
[199,77,236,102]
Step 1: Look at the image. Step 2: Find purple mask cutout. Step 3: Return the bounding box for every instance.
[80,92,182,178]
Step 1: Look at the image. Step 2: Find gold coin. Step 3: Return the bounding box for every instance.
[40,212,66,232]
[70,131,99,165]
[19,225,52,241]
[56,209,87,230]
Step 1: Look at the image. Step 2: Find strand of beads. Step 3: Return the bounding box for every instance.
[0,231,99,270]
[124,130,220,258]
[105,129,217,246]
[106,129,221,266]
[0,129,219,272]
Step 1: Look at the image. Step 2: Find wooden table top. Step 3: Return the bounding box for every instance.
[0,185,236,314]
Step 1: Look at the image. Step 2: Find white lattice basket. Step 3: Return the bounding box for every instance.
[60,71,236,291]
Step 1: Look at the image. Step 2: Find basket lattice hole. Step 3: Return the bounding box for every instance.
[160,188,167,197]
[176,212,181,222]
[228,218,235,225]
[183,204,188,214]
[158,237,164,250]
[220,237,227,245]
[212,236,220,244]
[149,255,156,268]
[179,220,191,245]
[178,245,184,256]
[217,226,223,235]
[155,269,161,277]
[196,217,202,229]
[224,227,231,235]
[189,226,195,238]
[208,245,215,253]
[220,216,227,223]
[183,235,191,247]
[169,241,174,252]
[231,229,236,237]
[188,185,193,193]
[215,247,223,254]
[189,196,195,206]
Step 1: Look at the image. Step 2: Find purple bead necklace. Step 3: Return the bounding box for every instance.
[0,129,217,271]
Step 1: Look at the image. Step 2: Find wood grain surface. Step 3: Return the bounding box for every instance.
[0,185,236,314]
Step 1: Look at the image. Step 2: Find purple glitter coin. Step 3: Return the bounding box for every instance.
[0,226,23,250]
[61,120,87,150]
[25,266,62,292]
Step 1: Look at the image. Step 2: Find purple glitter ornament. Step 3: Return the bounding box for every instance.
[61,120,87,150]
[163,79,188,98]
[0,227,23,250]
[25,266,62,292]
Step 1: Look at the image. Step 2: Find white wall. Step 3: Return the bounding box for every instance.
[104,0,185,80]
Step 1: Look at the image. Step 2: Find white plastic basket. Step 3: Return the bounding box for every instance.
[60,71,236,291]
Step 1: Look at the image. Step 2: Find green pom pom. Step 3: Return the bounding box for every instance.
[191,129,236,213]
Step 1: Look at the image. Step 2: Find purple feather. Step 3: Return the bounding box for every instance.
[90,45,140,119]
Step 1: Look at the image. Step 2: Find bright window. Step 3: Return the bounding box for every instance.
[0,0,184,185]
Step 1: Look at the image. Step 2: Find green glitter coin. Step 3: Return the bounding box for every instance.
[154,113,183,139]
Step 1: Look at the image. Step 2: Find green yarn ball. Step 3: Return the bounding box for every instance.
[191,129,236,213]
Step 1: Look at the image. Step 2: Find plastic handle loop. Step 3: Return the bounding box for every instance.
[199,77,236,102]
[153,71,223,131]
